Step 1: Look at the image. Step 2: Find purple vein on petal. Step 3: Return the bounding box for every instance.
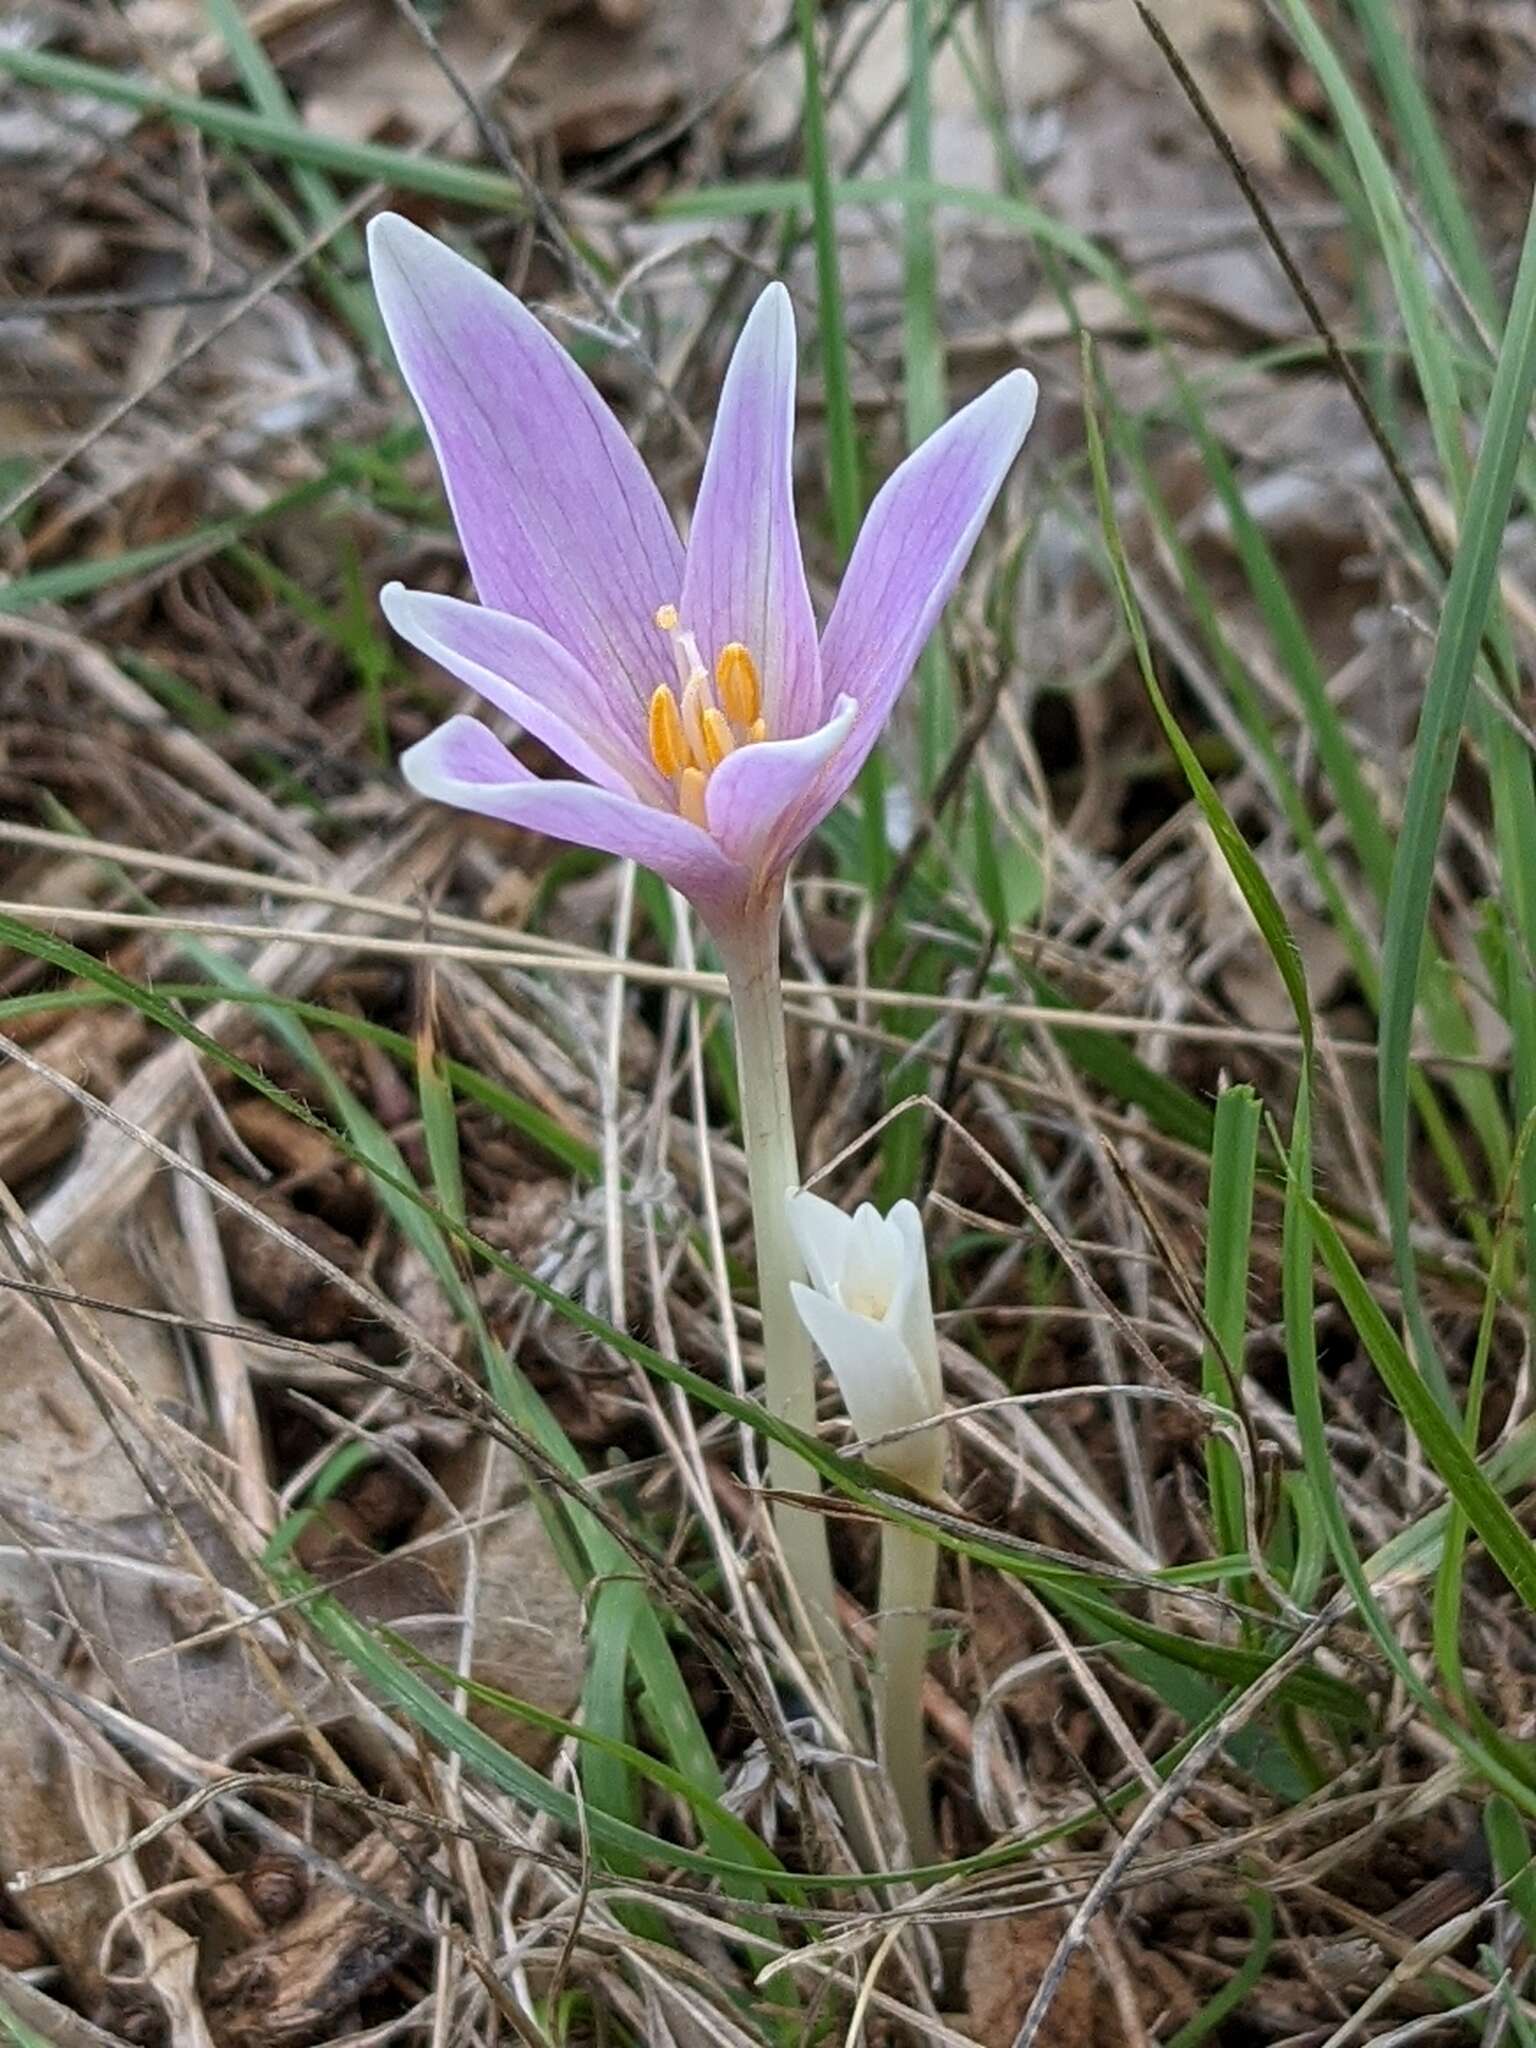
[368,213,683,708]
[381,583,660,799]
[402,716,744,912]
[704,693,858,874]
[681,282,821,738]
[809,367,1039,828]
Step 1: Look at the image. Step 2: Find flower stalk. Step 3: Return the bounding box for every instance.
[876,1519,939,1870]
[717,907,865,1744]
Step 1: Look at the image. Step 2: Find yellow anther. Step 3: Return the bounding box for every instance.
[701,707,735,767]
[648,685,688,779]
[715,642,761,728]
[747,716,767,745]
[678,766,708,829]
[680,674,710,771]
[654,602,679,632]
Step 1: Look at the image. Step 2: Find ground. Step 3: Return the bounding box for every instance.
[1,0,1535,2042]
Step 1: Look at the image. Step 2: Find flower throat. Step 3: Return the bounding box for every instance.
[647,605,767,826]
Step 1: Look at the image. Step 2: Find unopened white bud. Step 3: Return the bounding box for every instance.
[787,1191,945,1496]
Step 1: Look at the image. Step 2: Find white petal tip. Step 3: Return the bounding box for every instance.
[399,714,518,802]
[366,210,421,270]
[378,582,456,638]
[757,279,793,322]
[997,367,1039,436]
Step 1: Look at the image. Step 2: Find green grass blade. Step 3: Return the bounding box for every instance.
[903,0,954,783]
[1366,1418,1536,1586]
[1485,1797,1536,1947]
[1307,1196,1536,1614]
[0,1999,54,2048]
[0,470,344,612]
[1164,1888,1274,2048]
[793,0,860,557]
[2,911,765,1890]
[298,1583,781,1887]
[791,0,887,892]
[199,0,377,344]
[1275,0,1465,489]
[1082,340,1312,1051]
[0,914,1370,1738]
[1378,189,1536,1406]
[0,47,524,212]
[1479,727,1536,1321]
[385,1634,785,1881]
[1201,1086,1262,1568]
[1118,406,1499,1230]
[1017,965,1216,1154]
[1275,8,1536,1282]
[1284,1093,1536,1818]
[1340,0,1497,324]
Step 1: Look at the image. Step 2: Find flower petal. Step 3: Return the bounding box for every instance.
[786,1189,854,1299]
[888,1201,943,1411]
[401,716,745,910]
[382,584,660,799]
[790,1284,939,1486]
[790,1285,928,1438]
[401,711,536,795]
[841,1204,905,1318]
[703,693,857,876]
[810,368,1038,825]
[369,213,682,706]
[680,283,821,737]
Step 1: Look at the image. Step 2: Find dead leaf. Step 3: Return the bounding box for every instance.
[421,1441,585,1767]
[0,1488,338,1760]
[964,1912,1116,2048]
[0,1215,185,1520]
[0,1217,189,1999]
[214,1168,366,1342]
[298,0,753,164]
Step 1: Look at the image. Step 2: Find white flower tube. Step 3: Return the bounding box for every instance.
[788,1191,945,1868]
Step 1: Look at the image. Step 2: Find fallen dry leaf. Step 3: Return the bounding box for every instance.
[964,1912,1117,2048]
[419,1438,585,1767]
[215,1167,367,1341]
[0,1487,337,1758]
[0,1217,189,2001]
[298,0,755,163]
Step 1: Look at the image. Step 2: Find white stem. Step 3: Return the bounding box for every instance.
[720,907,866,1748]
[876,1520,938,1871]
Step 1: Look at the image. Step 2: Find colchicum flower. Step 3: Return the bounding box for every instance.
[788,1192,945,1498]
[368,215,1033,1782]
[368,213,1037,937]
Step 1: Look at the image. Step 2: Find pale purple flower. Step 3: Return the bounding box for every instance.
[369,213,1037,935]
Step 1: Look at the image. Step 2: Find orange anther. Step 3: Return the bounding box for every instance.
[715,642,761,728]
[648,685,688,778]
[701,707,735,767]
